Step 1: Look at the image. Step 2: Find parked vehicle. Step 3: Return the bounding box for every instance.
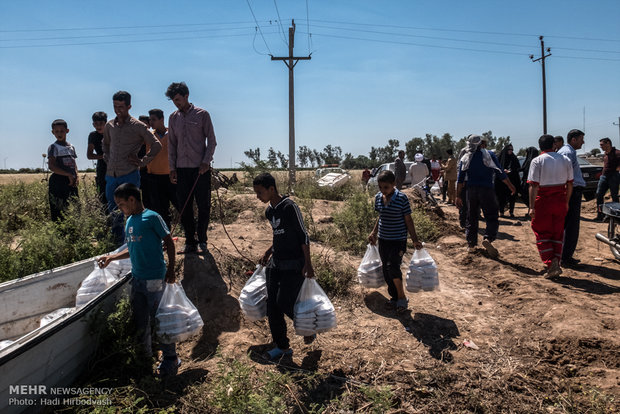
[0,251,131,414]
[367,161,414,192]
[315,166,346,179]
[595,202,620,261]
[577,156,603,201]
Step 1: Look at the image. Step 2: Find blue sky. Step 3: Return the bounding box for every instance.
[0,0,618,170]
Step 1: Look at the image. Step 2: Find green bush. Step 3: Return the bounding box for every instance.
[313,254,356,298]
[332,192,377,255]
[0,180,113,282]
[410,207,441,243]
[0,181,49,232]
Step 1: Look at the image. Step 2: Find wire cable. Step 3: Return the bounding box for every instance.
[246,0,273,56]
[305,0,312,54]
[0,31,277,49]
[0,20,264,33]
[273,0,289,46]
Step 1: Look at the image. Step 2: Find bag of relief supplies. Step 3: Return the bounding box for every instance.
[75,264,117,307]
[430,180,441,196]
[156,282,204,344]
[40,307,75,327]
[104,244,132,277]
[357,244,384,288]
[239,265,267,321]
[294,278,337,336]
[405,248,440,292]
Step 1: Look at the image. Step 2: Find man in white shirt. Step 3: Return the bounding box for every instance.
[527,135,573,278]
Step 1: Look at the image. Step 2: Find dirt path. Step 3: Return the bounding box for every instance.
[171,194,620,411]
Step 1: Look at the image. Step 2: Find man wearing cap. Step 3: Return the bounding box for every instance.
[527,134,573,278]
[557,129,585,268]
[456,134,516,258]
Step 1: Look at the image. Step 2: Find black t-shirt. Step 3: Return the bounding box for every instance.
[265,196,309,261]
[88,131,107,173]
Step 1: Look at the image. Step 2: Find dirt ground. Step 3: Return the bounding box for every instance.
[169,189,620,412]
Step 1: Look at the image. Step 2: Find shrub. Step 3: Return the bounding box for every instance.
[313,253,356,298]
[410,207,441,243]
[332,192,377,255]
[294,175,359,202]
[0,179,113,282]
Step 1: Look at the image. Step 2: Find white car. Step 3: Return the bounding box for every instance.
[367,161,414,191]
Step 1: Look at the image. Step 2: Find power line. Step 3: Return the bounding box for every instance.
[305,0,312,53]
[0,20,263,33]
[0,31,277,49]
[273,0,289,46]
[246,0,273,56]
[0,26,257,42]
[308,19,620,43]
[310,23,620,54]
[302,32,528,57]
[301,31,620,62]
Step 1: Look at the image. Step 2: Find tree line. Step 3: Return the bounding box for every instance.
[244,131,515,169]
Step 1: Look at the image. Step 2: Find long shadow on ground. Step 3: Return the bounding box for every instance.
[364,291,459,362]
[551,274,620,295]
[181,251,241,359]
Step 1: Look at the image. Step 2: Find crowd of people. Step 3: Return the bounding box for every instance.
[44,91,619,374]
[386,130,619,277]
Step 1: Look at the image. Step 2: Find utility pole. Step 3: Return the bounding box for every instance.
[530,36,552,134]
[271,19,311,190]
[614,117,620,148]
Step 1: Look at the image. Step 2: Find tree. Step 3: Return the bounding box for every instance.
[341,153,372,169]
[369,139,400,165]
[321,145,343,165]
[276,151,288,168]
[267,147,278,168]
[243,147,261,165]
[494,136,511,154]
[590,148,601,156]
[405,137,425,161]
[297,146,311,167]
[312,149,323,167]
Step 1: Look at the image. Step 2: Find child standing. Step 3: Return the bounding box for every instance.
[368,170,423,312]
[97,183,179,377]
[86,112,108,208]
[253,173,315,360]
[47,119,78,221]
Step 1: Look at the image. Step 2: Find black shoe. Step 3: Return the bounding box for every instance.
[562,257,583,268]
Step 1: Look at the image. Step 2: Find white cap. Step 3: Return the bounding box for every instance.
[414,153,424,162]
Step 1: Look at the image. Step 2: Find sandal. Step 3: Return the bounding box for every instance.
[396,298,409,312]
[304,334,317,345]
[265,347,293,360]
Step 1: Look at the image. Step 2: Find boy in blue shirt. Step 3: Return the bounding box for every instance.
[98,183,179,377]
[369,170,423,312]
[253,173,315,360]
[47,119,78,221]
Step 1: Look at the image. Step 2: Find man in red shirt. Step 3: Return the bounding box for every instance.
[527,135,573,278]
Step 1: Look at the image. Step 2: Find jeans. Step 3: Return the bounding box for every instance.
[596,172,620,213]
[130,278,176,359]
[176,168,211,245]
[265,262,306,349]
[562,187,583,261]
[466,186,499,246]
[105,170,141,245]
[378,239,407,301]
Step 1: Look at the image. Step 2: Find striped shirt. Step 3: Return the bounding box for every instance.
[374,188,412,240]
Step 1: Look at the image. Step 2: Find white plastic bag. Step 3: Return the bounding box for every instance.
[40,307,75,327]
[405,248,440,292]
[75,264,117,307]
[357,244,384,288]
[294,278,337,336]
[430,181,441,196]
[156,283,204,344]
[239,265,268,321]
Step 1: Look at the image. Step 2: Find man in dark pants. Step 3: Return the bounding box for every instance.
[394,150,406,190]
[166,82,217,254]
[253,173,315,360]
[456,135,516,258]
[557,129,585,268]
[596,137,620,220]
